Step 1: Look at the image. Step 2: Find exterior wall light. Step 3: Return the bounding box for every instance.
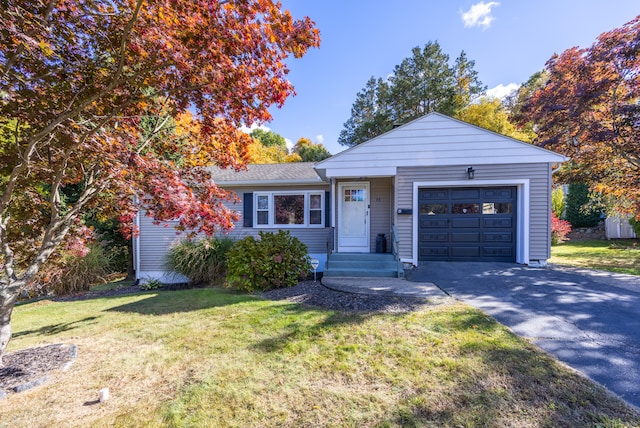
[467,166,475,179]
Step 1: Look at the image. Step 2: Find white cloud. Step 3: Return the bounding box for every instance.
[461,2,500,29]
[239,123,270,134]
[486,83,519,100]
[285,138,294,151]
[316,134,324,145]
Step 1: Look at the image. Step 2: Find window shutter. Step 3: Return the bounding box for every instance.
[325,191,331,227]
[243,193,253,227]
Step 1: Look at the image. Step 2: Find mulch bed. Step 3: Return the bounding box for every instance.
[0,343,77,398]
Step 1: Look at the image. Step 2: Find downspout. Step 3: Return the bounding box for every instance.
[134,197,141,281]
[331,178,336,230]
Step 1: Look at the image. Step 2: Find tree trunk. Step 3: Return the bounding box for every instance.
[0,285,20,366]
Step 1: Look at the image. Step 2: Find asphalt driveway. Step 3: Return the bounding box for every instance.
[406,262,640,410]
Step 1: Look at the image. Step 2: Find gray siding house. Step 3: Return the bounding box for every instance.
[134,113,567,282]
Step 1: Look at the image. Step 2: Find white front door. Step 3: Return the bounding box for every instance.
[338,182,370,252]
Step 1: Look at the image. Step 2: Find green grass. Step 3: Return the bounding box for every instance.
[2,288,639,427]
[550,239,640,275]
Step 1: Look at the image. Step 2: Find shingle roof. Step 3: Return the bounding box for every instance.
[208,162,324,185]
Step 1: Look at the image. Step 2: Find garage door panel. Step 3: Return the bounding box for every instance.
[483,188,515,199]
[420,246,448,257]
[451,217,480,228]
[419,186,516,262]
[420,232,448,242]
[483,218,512,228]
[451,189,480,199]
[483,247,513,258]
[420,189,448,200]
[483,232,513,242]
[421,217,447,228]
[451,232,480,242]
[451,246,481,257]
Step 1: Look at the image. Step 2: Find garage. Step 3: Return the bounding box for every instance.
[418,186,516,262]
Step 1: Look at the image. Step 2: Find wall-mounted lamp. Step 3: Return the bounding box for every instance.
[466,166,475,180]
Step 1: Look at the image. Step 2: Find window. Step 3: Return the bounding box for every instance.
[482,202,512,215]
[254,191,324,228]
[275,195,304,225]
[256,195,269,225]
[420,203,448,215]
[452,203,480,214]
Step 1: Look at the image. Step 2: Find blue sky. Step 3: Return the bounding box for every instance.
[254,1,638,155]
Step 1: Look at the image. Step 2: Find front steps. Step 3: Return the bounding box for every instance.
[324,253,401,278]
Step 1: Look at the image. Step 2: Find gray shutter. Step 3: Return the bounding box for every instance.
[243,193,253,227]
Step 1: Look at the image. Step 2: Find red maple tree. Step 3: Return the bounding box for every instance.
[0,0,319,362]
[519,15,640,217]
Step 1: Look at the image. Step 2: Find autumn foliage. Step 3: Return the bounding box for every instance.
[520,15,640,217]
[0,0,319,360]
[551,213,572,245]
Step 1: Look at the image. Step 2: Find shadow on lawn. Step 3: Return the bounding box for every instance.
[13,316,101,339]
[382,345,640,427]
[377,310,640,427]
[104,287,260,315]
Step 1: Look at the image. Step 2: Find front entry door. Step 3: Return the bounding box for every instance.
[338,182,370,252]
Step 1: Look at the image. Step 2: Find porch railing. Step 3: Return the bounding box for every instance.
[391,224,403,278]
[325,226,334,269]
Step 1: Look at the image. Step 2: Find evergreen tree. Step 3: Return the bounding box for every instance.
[339,42,485,147]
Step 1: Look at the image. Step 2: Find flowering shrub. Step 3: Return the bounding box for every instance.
[226,230,310,292]
[551,213,572,245]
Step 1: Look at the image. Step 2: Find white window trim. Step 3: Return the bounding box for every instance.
[254,191,325,228]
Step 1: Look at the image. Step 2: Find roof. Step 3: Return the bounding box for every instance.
[208,162,324,186]
[315,112,569,179]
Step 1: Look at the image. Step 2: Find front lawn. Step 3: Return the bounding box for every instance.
[550,239,640,275]
[1,288,639,427]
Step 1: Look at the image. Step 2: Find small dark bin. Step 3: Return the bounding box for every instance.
[376,233,387,253]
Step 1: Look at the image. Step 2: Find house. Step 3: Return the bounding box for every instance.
[133,113,568,282]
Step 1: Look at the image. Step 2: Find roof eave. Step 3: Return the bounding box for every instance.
[214,179,328,187]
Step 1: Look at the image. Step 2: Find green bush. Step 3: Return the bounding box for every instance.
[48,245,115,295]
[226,230,310,292]
[629,217,640,236]
[141,278,162,290]
[166,236,235,285]
[551,187,565,219]
[565,183,602,228]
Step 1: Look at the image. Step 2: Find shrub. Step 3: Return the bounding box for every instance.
[565,183,602,228]
[629,216,640,236]
[226,230,310,292]
[141,278,162,290]
[551,213,572,245]
[551,187,565,219]
[166,236,236,285]
[47,244,115,295]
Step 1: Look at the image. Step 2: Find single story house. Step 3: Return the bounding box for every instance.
[134,112,568,282]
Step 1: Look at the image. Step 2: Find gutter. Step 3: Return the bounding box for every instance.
[214,179,327,186]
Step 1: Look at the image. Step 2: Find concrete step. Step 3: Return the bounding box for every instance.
[325,253,400,278]
[323,268,399,278]
[327,260,399,270]
[328,253,395,262]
